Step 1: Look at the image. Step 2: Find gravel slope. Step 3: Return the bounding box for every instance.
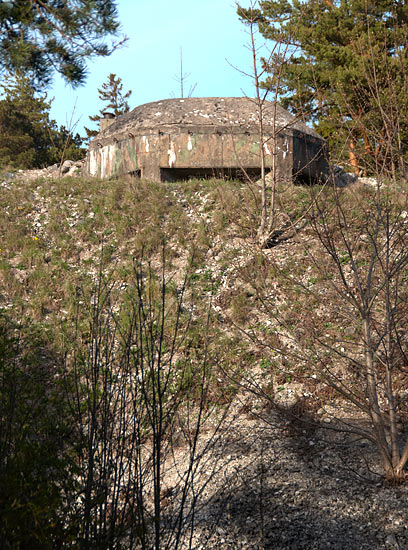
[167,408,408,550]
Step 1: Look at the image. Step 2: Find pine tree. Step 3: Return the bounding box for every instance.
[48,125,85,165]
[0,0,122,88]
[84,73,132,139]
[0,72,53,168]
[242,1,408,176]
[0,72,84,169]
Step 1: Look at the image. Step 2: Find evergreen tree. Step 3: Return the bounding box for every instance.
[84,73,132,139]
[48,125,85,165]
[241,1,408,175]
[0,0,122,88]
[0,72,84,169]
[0,72,52,168]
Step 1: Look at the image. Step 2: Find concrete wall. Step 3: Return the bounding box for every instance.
[293,130,329,183]
[85,127,302,182]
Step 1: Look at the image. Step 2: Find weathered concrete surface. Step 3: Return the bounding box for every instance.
[84,97,328,182]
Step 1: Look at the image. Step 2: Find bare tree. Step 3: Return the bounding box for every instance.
[304,185,408,479]
[64,247,226,548]
[236,181,408,481]
[236,2,311,248]
[227,3,408,482]
[170,47,197,99]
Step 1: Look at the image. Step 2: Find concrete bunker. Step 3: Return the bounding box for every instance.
[84,97,328,183]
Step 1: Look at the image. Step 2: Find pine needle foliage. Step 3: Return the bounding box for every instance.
[85,73,132,139]
[0,72,84,169]
[0,0,122,88]
[241,0,408,176]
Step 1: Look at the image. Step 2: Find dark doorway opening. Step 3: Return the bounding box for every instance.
[159,167,262,182]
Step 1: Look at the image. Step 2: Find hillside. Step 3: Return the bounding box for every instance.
[1,172,408,549]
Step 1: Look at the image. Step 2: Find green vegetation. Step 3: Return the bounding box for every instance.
[85,73,132,139]
[242,0,408,175]
[0,73,85,170]
[3,1,408,547]
[0,199,233,547]
[0,0,121,87]
[1,167,408,546]
[0,317,73,549]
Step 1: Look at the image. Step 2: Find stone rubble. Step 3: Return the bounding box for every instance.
[169,409,408,550]
[3,158,85,182]
[331,165,380,188]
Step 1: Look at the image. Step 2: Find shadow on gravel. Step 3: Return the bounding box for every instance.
[259,397,390,483]
[191,409,408,550]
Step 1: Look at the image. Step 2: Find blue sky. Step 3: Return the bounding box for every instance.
[49,0,268,136]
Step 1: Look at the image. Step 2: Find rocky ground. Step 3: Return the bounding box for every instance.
[1,168,404,550]
[4,160,379,189]
[3,158,84,182]
[169,407,408,550]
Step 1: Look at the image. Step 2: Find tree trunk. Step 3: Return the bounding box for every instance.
[349,138,359,175]
[363,318,392,474]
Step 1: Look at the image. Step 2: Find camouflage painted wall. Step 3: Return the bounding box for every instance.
[87,129,296,181]
[85,98,328,182]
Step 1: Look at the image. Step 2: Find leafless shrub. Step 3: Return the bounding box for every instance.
[63,246,227,548]
[238,183,408,481]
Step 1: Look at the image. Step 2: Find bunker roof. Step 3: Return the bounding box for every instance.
[96,97,321,140]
